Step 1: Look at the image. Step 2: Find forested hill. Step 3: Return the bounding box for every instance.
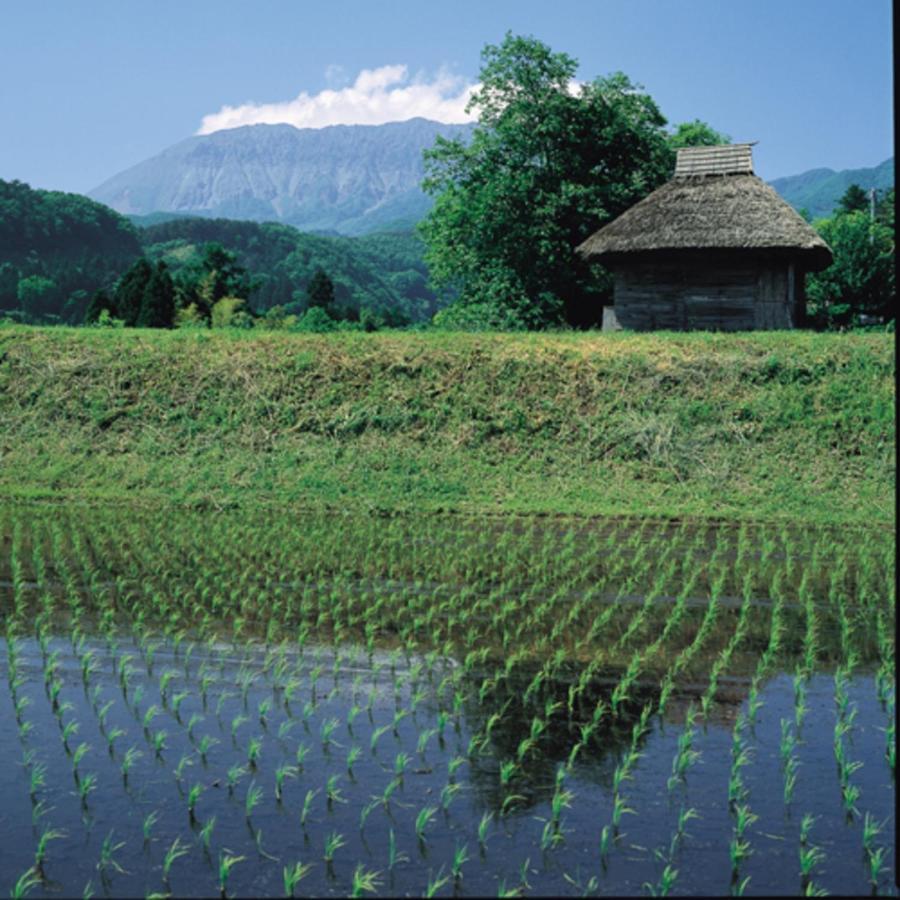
[770,157,894,220]
[0,179,142,322]
[140,217,439,321]
[0,178,441,325]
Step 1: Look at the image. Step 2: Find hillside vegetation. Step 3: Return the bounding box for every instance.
[770,157,894,220]
[0,178,441,325]
[0,325,893,525]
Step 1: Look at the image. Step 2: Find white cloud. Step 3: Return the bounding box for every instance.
[197,65,478,135]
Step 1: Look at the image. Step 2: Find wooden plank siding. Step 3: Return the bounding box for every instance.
[611,260,797,331]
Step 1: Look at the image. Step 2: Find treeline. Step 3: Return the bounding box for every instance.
[0,179,443,329]
[84,245,392,332]
[805,184,895,329]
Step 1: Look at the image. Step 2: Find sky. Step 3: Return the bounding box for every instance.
[0,0,893,193]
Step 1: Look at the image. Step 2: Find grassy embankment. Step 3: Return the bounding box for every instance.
[0,324,893,525]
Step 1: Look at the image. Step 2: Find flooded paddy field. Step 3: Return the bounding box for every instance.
[0,505,894,897]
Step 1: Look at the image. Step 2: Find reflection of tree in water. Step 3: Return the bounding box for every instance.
[458,660,758,814]
[459,667,659,814]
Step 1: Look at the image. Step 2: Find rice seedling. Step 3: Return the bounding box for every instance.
[77,772,97,807]
[162,836,190,881]
[28,761,47,798]
[644,863,678,897]
[199,815,216,850]
[9,867,41,900]
[440,781,462,811]
[142,810,159,842]
[283,861,314,897]
[277,719,295,741]
[783,756,800,805]
[274,763,297,801]
[171,690,189,720]
[415,805,438,841]
[34,826,65,871]
[323,831,346,864]
[187,782,203,821]
[350,865,382,897]
[61,718,80,752]
[799,842,825,886]
[369,723,391,754]
[217,852,245,898]
[96,830,126,875]
[31,798,52,826]
[300,789,318,827]
[230,714,248,740]
[326,773,347,806]
[151,729,167,757]
[246,735,263,769]
[867,846,888,889]
[477,811,494,847]
[226,764,247,794]
[244,780,263,819]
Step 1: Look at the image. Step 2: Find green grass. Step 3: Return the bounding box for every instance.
[0,324,893,524]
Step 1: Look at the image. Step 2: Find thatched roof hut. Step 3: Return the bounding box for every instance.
[577,144,833,331]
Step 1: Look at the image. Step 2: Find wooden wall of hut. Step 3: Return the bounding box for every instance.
[608,252,804,331]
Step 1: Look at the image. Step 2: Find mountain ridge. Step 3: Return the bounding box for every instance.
[769,157,894,220]
[89,118,475,235]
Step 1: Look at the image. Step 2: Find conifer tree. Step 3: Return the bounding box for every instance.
[114,258,153,326]
[306,267,335,313]
[84,289,117,323]
[137,261,176,328]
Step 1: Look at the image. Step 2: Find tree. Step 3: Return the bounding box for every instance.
[667,120,731,149]
[175,242,253,322]
[84,289,117,324]
[807,211,894,328]
[419,33,674,328]
[114,258,153,326]
[0,262,19,310]
[137,261,176,328]
[875,187,894,230]
[306,267,335,312]
[837,183,869,215]
[16,275,58,320]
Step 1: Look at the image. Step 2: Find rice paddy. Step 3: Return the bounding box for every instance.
[0,504,894,897]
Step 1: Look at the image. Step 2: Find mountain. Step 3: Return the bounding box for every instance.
[89,118,475,236]
[769,157,894,220]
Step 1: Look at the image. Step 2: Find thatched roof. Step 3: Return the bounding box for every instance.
[578,146,833,271]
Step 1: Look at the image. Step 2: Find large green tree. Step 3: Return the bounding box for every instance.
[807,210,894,328]
[419,33,675,328]
[667,120,731,149]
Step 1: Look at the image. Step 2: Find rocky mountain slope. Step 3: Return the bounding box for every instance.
[89,119,474,235]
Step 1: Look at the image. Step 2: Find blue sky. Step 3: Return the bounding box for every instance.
[0,0,892,193]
